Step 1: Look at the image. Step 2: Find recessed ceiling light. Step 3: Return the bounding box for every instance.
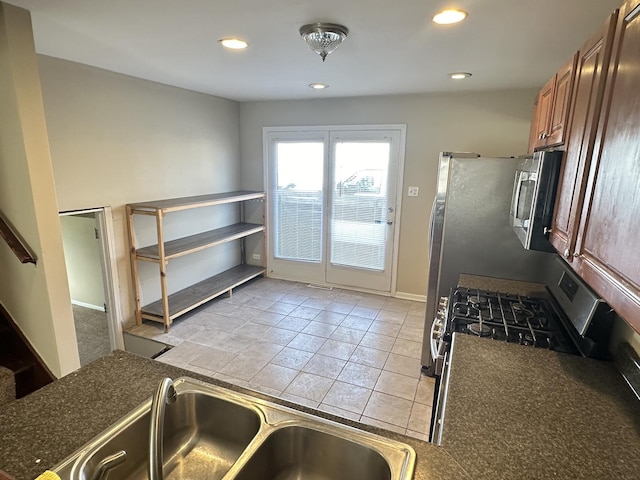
[309,83,329,90]
[433,9,468,25]
[219,38,248,50]
[449,72,472,80]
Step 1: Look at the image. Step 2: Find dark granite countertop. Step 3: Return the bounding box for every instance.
[458,273,547,297]
[0,351,470,480]
[441,334,640,479]
[5,339,637,479]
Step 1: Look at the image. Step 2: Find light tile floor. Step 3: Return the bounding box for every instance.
[127,277,435,441]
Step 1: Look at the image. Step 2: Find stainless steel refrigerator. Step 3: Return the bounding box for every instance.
[420,152,557,375]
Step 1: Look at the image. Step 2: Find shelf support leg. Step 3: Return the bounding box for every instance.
[126,205,143,326]
[156,210,170,332]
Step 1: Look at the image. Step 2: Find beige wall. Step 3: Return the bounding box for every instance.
[60,214,105,309]
[0,3,79,377]
[239,90,537,296]
[37,56,242,326]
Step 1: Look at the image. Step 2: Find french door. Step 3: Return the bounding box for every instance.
[265,126,405,292]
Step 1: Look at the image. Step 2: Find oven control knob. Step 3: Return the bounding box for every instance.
[432,319,443,340]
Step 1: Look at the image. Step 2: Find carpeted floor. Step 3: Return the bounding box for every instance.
[72,305,111,366]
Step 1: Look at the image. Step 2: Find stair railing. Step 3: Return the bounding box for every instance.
[0,213,36,264]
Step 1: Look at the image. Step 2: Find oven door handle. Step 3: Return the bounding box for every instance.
[430,316,440,361]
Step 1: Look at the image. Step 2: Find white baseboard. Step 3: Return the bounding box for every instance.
[394,292,426,302]
[71,300,105,312]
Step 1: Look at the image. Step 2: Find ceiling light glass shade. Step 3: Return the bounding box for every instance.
[450,72,472,79]
[219,38,248,49]
[433,9,468,25]
[309,83,329,89]
[300,23,349,62]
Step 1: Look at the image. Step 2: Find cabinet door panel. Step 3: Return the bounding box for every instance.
[533,76,556,150]
[527,97,539,154]
[550,15,616,259]
[576,1,640,329]
[545,55,576,147]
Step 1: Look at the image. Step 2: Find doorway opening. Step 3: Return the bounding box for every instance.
[59,207,123,366]
[264,125,406,294]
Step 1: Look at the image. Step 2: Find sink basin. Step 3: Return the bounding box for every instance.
[71,390,261,480]
[53,378,415,480]
[232,426,392,480]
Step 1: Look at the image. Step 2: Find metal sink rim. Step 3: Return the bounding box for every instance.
[52,376,416,480]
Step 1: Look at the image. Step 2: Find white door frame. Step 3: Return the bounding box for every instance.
[59,206,124,351]
[263,124,406,295]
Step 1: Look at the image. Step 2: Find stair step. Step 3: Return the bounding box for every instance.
[0,324,10,351]
[0,354,34,376]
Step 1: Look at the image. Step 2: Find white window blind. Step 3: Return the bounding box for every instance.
[273,142,324,262]
[330,141,390,271]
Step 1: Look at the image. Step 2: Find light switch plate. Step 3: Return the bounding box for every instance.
[408,186,419,197]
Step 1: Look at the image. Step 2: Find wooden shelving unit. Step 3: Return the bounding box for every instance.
[126,190,265,331]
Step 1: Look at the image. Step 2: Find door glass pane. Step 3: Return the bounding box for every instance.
[273,142,324,262]
[330,141,390,270]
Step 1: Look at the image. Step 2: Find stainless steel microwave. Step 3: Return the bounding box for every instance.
[510,150,563,251]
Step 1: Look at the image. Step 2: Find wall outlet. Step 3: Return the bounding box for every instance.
[252,253,261,260]
[408,186,419,197]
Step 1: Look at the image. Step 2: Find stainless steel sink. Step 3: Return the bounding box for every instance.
[52,377,415,480]
[232,426,393,480]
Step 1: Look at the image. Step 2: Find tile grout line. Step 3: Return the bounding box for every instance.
[132,277,432,440]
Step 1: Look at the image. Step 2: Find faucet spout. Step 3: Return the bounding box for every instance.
[89,450,126,480]
[147,377,176,480]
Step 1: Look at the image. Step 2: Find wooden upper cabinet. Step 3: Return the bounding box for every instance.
[549,14,617,262]
[573,0,640,332]
[546,54,577,147]
[532,76,556,150]
[530,56,577,151]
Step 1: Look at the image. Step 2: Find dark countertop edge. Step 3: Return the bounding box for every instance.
[0,350,472,480]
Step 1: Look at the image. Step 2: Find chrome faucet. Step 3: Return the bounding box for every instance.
[88,450,126,480]
[147,377,177,480]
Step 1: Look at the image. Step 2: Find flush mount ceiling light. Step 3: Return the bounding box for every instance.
[219,38,248,49]
[299,23,349,62]
[450,72,472,79]
[433,9,468,25]
[309,83,329,89]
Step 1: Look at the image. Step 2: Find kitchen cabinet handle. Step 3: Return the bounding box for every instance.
[563,249,571,259]
[544,227,553,235]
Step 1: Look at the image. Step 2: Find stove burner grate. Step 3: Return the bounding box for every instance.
[468,323,492,337]
[512,303,535,318]
[446,287,576,353]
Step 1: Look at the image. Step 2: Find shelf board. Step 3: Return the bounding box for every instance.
[141,264,265,321]
[136,223,264,261]
[128,190,265,214]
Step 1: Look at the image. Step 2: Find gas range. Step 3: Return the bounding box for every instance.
[429,258,615,376]
[428,258,616,444]
[446,287,578,354]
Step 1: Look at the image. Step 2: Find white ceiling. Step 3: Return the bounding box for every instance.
[5,0,622,102]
